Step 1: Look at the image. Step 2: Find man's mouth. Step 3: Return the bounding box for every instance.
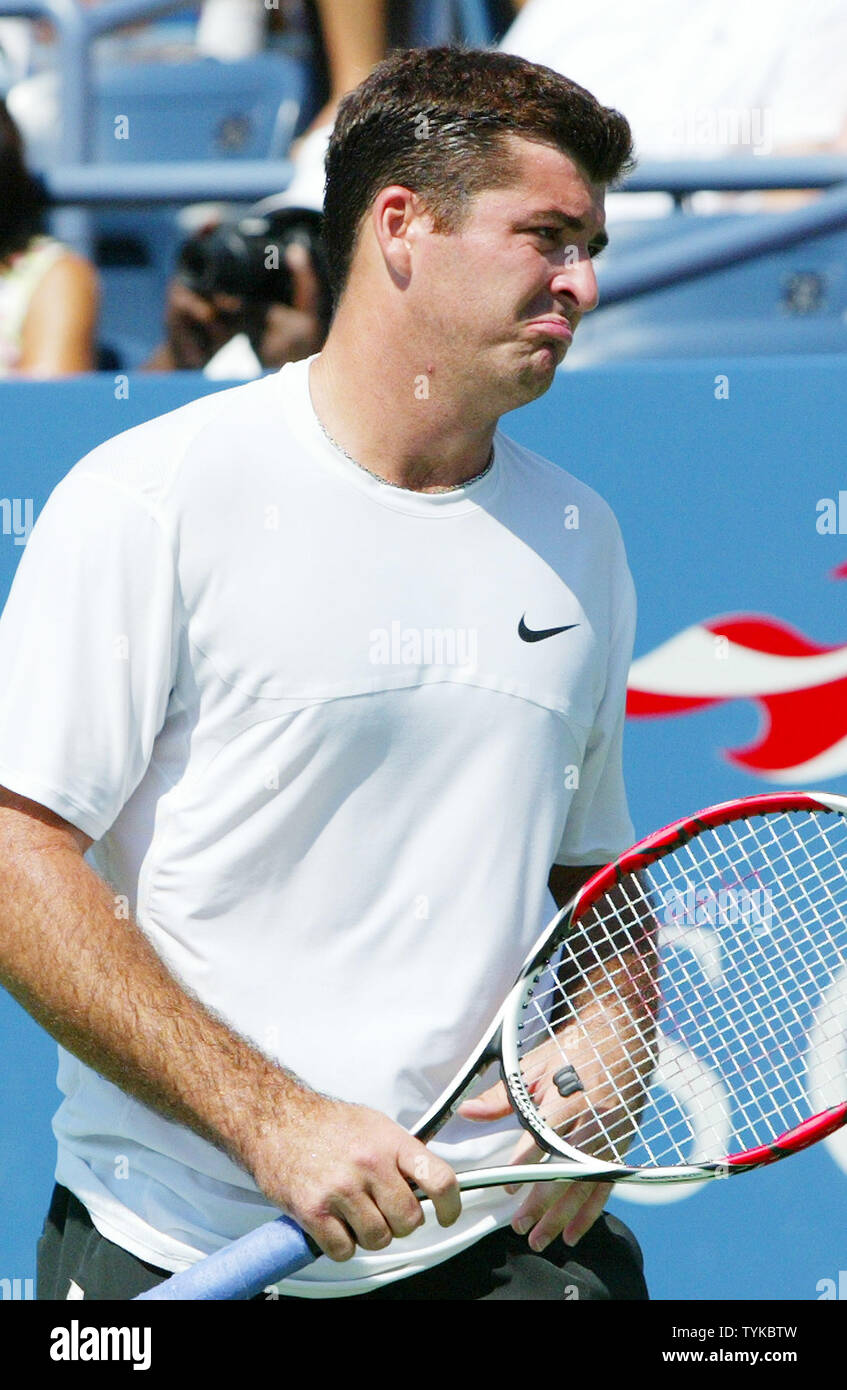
[526,318,574,343]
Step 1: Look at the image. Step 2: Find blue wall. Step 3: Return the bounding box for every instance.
[2,359,846,1299]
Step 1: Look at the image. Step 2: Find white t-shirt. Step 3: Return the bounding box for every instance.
[0,356,636,1296]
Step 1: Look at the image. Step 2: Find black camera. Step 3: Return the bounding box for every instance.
[176,206,330,320]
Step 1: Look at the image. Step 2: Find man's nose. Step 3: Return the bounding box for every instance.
[550,253,600,314]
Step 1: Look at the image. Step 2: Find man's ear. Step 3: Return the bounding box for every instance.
[370,185,432,286]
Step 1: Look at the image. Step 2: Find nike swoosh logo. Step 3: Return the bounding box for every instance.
[518,615,580,643]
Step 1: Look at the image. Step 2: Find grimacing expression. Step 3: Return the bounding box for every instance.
[405,137,608,409]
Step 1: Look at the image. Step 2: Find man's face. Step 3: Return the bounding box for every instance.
[408,135,607,412]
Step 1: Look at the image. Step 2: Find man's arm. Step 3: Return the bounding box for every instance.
[0,787,460,1260]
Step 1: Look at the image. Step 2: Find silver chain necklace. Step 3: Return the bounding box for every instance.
[315,412,495,493]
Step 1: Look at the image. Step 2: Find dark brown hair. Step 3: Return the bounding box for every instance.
[323,45,634,301]
[0,99,46,263]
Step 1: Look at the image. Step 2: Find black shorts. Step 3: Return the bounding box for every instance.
[37,1183,649,1302]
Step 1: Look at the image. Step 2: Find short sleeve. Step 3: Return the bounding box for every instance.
[554,550,636,866]
[0,470,179,841]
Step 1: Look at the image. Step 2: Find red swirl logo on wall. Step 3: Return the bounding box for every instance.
[627,565,847,784]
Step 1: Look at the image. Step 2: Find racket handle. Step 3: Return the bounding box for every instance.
[135,1215,319,1301]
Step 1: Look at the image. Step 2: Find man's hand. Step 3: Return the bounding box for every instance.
[166,282,247,370]
[251,241,327,368]
[242,1092,461,1262]
[459,979,656,1252]
[459,1078,613,1252]
[143,280,247,371]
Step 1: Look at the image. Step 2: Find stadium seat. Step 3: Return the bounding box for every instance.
[92,51,313,163]
[12,47,314,167]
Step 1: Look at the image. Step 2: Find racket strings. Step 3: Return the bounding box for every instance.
[655,827,812,1118]
[640,811,847,1154]
[692,815,846,1096]
[514,809,847,1167]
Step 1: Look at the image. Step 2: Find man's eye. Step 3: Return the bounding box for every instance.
[529,230,606,259]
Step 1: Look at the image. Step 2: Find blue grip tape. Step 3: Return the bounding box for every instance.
[135,1215,317,1301]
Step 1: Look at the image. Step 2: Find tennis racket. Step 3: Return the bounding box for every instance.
[138,790,847,1300]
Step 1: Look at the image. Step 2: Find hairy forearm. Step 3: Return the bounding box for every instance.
[0,833,310,1178]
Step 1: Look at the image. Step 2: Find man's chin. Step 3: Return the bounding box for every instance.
[473,342,564,418]
[512,344,564,400]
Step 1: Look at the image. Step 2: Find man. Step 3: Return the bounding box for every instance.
[0,46,646,1300]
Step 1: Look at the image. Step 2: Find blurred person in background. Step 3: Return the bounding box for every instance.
[500,0,847,216]
[0,99,98,377]
[286,0,388,155]
[282,2,526,201]
[198,0,388,137]
[198,0,391,241]
[147,0,387,379]
[150,0,387,377]
[143,201,331,376]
